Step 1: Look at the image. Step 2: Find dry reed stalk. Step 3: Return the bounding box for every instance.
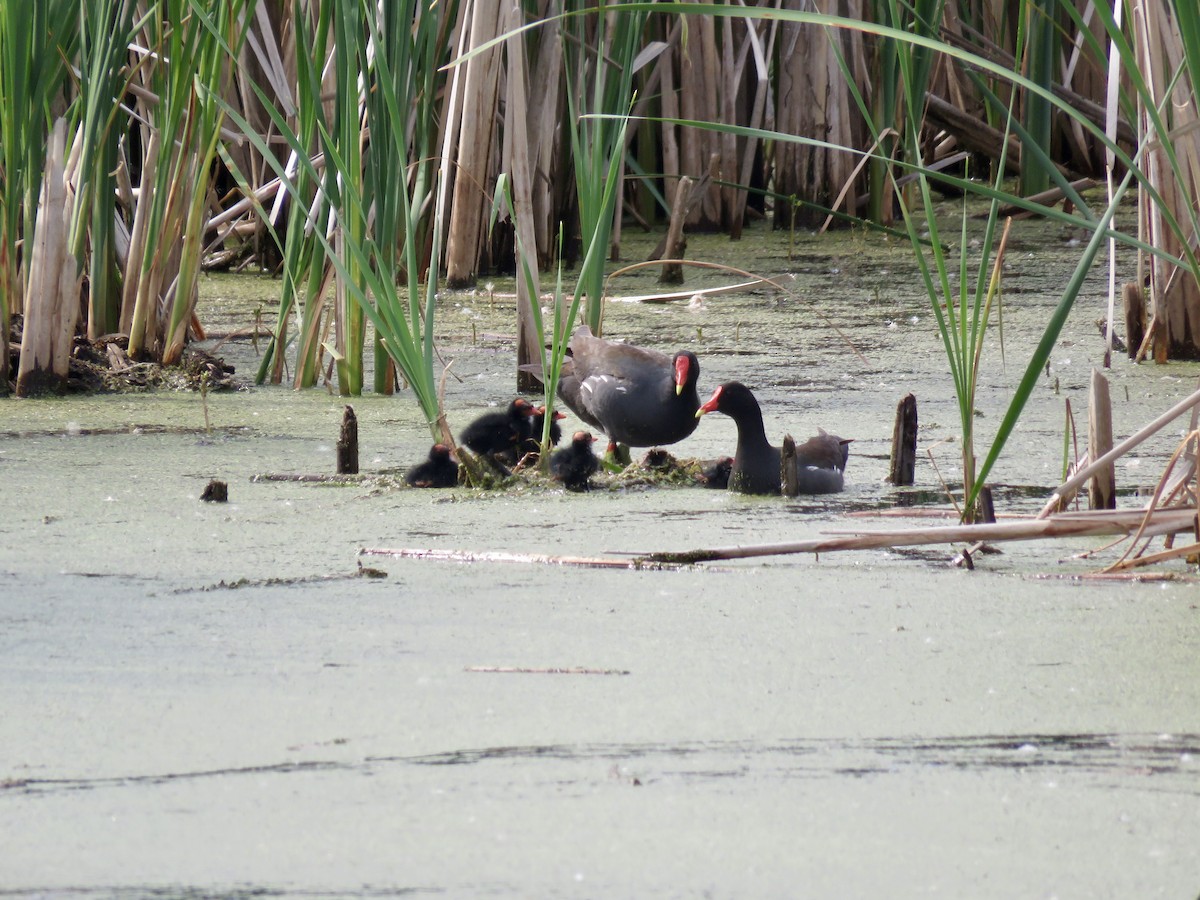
[656,22,682,213]
[465,666,630,675]
[359,546,680,570]
[436,0,471,260]
[614,277,770,304]
[16,119,81,396]
[1105,540,1200,573]
[445,0,506,288]
[729,11,775,236]
[773,0,868,227]
[361,507,1197,571]
[1037,571,1195,583]
[1059,0,1109,173]
[1101,427,1200,571]
[526,2,563,268]
[1135,1,1200,356]
[642,508,1198,565]
[120,128,160,337]
[226,0,293,262]
[1038,383,1200,518]
[718,13,739,232]
[502,2,544,392]
[676,3,721,227]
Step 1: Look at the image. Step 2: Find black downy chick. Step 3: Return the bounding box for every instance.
[460,398,536,461]
[405,443,459,488]
[551,431,600,492]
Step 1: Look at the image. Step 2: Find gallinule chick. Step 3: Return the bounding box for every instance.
[697,456,734,489]
[460,397,536,459]
[520,406,566,455]
[695,382,848,495]
[551,431,600,492]
[557,325,701,450]
[793,429,851,494]
[405,443,459,488]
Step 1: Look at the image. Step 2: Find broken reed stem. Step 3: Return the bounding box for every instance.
[359,546,679,570]
[465,666,630,675]
[1039,384,1200,517]
[362,509,1198,570]
[1105,540,1200,573]
[1102,428,1200,571]
[253,473,368,483]
[640,508,1198,565]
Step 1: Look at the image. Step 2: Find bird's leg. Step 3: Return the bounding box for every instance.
[600,440,631,472]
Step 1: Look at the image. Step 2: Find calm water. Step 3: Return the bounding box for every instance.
[2,218,1199,897]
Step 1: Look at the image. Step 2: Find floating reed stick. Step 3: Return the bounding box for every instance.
[360,509,1197,570]
[639,508,1197,565]
[359,547,679,570]
[465,666,630,675]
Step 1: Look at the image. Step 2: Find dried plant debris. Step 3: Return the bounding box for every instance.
[7,316,239,394]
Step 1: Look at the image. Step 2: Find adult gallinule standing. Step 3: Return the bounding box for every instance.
[551,431,600,491]
[405,443,459,488]
[557,325,701,449]
[460,397,536,459]
[695,382,848,495]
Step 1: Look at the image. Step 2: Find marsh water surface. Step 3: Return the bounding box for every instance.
[2,218,1199,897]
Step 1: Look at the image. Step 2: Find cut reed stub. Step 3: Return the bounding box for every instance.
[976,486,996,524]
[1088,369,1116,510]
[888,393,918,485]
[657,174,693,285]
[1123,283,1146,361]
[200,480,228,503]
[337,405,358,475]
[781,434,798,497]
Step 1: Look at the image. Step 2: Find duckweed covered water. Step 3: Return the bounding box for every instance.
[2,218,1199,897]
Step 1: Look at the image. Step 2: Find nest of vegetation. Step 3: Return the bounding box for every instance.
[7,315,238,394]
[456,446,715,493]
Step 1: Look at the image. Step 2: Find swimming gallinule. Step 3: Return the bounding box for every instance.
[460,397,536,458]
[405,443,460,488]
[695,382,848,495]
[557,325,701,448]
[551,431,600,491]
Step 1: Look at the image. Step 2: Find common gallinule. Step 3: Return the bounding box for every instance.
[520,406,566,455]
[551,431,600,491]
[695,382,848,495]
[557,325,701,449]
[405,443,459,488]
[460,397,536,458]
